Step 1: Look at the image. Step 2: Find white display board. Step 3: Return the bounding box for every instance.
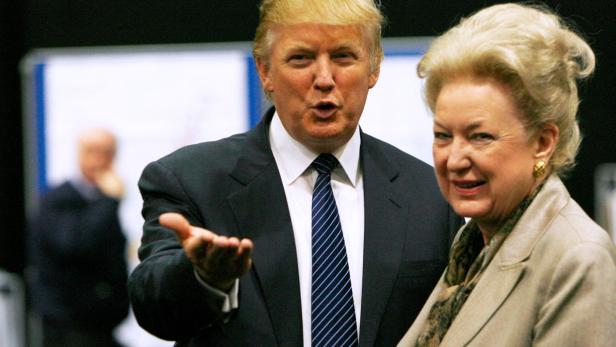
[362,52,434,165]
[21,38,433,346]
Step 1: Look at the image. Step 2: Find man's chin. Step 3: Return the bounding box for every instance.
[303,133,348,153]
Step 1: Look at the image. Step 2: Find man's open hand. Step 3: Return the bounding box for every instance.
[159,212,253,292]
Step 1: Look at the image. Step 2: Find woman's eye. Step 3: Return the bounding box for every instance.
[471,132,494,141]
[434,132,451,140]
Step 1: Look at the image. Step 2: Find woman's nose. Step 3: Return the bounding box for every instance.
[447,140,472,171]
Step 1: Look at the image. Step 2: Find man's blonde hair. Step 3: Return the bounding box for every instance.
[253,0,385,73]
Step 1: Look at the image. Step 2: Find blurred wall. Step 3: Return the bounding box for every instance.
[1,0,615,273]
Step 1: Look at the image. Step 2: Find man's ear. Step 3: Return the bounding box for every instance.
[255,57,274,93]
[534,123,559,161]
[368,64,380,89]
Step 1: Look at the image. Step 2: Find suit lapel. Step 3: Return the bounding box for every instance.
[359,134,408,346]
[227,109,303,346]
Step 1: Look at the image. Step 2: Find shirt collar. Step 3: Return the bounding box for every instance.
[269,111,361,186]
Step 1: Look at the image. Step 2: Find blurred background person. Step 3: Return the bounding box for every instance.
[28,128,129,347]
[398,3,616,346]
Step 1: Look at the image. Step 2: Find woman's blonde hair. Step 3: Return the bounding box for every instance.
[418,3,595,176]
[253,0,385,73]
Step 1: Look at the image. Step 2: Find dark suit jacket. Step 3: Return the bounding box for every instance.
[129,109,461,346]
[29,181,129,331]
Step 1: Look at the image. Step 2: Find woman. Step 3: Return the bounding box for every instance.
[398,3,616,347]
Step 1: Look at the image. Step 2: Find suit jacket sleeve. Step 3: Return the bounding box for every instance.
[534,241,616,346]
[128,160,227,341]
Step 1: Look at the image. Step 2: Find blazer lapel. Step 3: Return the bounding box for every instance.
[359,134,408,346]
[227,110,303,346]
[441,177,569,346]
[441,262,525,346]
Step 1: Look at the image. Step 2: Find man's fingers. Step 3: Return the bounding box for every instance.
[207,236,239,264]
[160,213,254,289]
[204,237,253,274]
[237,239,254,271]
[239,238,253,253]
[159,212,191,240]
[183,235,208,260]
[190,226,216,242]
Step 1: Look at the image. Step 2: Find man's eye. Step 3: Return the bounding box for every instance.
[288,54,311,64]
[333,53,356,62]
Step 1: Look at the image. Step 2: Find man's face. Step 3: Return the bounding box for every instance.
[78,131,116,184]
[256,23,379,153]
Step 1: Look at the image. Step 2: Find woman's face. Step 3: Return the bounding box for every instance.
[432,77,541,235]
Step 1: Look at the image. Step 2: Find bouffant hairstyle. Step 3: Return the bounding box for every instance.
[418,3,595,176]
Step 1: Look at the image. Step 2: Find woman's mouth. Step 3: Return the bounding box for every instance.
[453,180,486,194]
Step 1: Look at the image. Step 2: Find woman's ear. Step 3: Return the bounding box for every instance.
[534,123,559,161]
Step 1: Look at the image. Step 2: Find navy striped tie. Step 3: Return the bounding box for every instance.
[311,154,358,347]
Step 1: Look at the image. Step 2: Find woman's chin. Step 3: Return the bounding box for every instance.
[451,203,489,221]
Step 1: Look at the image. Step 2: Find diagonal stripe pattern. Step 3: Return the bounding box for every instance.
[311,154,358,347]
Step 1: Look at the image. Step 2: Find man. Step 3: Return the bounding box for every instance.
[128,0,461,346]
[29,128,128,347]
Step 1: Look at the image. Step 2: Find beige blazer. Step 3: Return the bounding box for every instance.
[398,176,616,347]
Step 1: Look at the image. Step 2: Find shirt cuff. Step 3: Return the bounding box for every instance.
[193,269,239,313]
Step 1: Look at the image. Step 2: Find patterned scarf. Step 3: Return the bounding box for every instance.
[415,184,543,347]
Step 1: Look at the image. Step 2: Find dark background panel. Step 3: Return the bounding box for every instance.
[1,0,26,274]
[1,1,614,272]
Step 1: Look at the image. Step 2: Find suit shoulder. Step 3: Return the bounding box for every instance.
[154,131,248,170]
[540,207,616,281]
[41,181,78,202]
[530,199,615,270]
[551,199,614,249]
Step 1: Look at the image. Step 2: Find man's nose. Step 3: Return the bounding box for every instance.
[313,56,334,91]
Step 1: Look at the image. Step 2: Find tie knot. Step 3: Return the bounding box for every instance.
[311,154,338,174]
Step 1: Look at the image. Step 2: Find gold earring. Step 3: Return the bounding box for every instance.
[533,160,546,178]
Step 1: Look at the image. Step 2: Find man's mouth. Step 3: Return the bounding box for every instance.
[312,102,338,118]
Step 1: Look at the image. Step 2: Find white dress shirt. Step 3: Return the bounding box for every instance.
[269,112,365,347]
[198,113,365,345]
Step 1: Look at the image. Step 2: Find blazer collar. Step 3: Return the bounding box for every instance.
[442,175,568,346]
[496,175,569,266]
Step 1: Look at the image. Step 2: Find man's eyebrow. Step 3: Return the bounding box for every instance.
[331,42,362,51]
[284,42,313,52]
